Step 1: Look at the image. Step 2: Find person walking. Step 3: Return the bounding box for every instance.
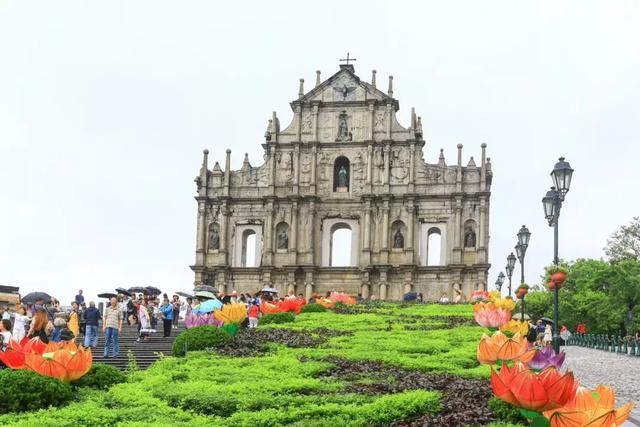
[137,299,151,342]
[248,302,259,328]
[74,289,85,305]
[68,302,79,339]
[102,297,122,358]
[83,301,100,348]
[160,297,173,337]
[51,318,75,343]
[543,323,553,347]
[11,305,29,342]
[171,295,181,329]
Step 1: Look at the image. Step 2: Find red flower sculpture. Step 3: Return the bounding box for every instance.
[491,361,577,412]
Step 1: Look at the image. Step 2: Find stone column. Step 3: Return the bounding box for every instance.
[368,104,374,140]
[383,144,390,192]
[224,149,231,196]
[379,268,388,300]
[366,144,373,192]
[386,103,392,139]
[291,200,298,254]
[269,146,276,192]
[312,105,319,141]
[453,200,462,263]
[363,200,371,250]
[406,202,415,263]
[220,202,230,264]
[195,200,206,266]
[381,199,389,264]
[264,201,274,265]
[310,145,317,194]
[408,143,415,193]
[295,105,302,141]
[456,144,463,193]
[293,144,300,194]
[307,201,316,264]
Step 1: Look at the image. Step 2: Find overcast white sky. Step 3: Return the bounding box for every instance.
[1,1,639,304]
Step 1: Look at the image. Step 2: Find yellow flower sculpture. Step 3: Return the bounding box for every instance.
[213,302,247,325]
[477,331,536,365]
[500,320,529,336]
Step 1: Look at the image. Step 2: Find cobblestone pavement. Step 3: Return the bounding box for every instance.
[563,346,639,425]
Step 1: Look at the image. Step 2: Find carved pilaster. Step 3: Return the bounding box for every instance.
[408,143,415,193]
[310,145,317,194]
[293,144,300,193]
[312,105,319,141]
[383,144,390,192]
[264,201,274,265]
[291,200,298,256]
[195,200,206,266]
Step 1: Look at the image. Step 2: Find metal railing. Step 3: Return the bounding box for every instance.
[567,334,640,356]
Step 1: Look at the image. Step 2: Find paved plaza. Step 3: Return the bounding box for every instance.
[563,346,639,425]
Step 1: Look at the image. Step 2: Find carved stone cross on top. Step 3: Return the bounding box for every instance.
[339,52,357,65]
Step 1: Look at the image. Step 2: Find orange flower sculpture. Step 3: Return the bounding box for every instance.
[0,336,47,369]
[491,361,577,412]
[329,292,356,305]
[0,337,92,382]
[477,331,536,365]
[214,302,248,325]
[260,301,283,314]
[544,385,634,427]
[278,299,305,314]
[317,298,335,309]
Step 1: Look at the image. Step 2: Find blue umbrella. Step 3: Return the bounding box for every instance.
[193,298,222,314]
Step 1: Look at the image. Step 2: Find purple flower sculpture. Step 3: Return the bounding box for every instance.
[528,346,566,371]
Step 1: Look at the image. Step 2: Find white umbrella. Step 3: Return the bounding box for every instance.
[511,313,531,320]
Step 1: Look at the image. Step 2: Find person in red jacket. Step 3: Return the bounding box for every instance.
[576,323,586,335]
[248,302,259,329]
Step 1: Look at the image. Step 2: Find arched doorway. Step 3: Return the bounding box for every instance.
[427,227,441,266]
[330,223,352,266]
[242,229,257,267]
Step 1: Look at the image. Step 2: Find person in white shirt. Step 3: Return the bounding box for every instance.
[11,305,29,342]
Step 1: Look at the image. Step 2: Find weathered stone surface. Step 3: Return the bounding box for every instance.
[191,65,493,300]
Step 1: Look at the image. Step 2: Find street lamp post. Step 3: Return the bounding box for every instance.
[495,272,505,293]
[506,253,516,298]
[516,225,531,319]
[542,157,574,353]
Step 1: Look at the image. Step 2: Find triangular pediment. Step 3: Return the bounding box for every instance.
[296,66,394,106]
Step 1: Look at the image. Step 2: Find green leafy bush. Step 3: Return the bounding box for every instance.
[300,303,327,313]
[72,363,126,390]
[261,311,296,324]
[172,325,232,357]
[488,397,528,425]
[220,323,239,337]
[0,369,73,413]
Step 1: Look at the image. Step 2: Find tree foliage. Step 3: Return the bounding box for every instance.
[605,216,640,262]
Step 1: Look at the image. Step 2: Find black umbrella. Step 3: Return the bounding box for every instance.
[145,286,162,296]
[540,317,554,324]
[21,292,52,304]
[128,286,147,294]
[115,287,131,296]
[194,285,217,293]
[98,292,117,299]
[176,291,193,298]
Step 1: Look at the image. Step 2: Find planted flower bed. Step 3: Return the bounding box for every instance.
[0,302,573,426]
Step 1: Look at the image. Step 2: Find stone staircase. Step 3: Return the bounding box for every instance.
[84,322,185,370]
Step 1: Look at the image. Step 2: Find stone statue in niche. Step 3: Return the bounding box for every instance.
[393,227,404,249]
[209,228,220,250]
[337,165,348,187]
[277,228,289,249]
[336,111,352,142]
[464,226,476,248]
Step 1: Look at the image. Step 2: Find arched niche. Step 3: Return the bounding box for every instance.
[275,221,290,250]
[463,219,477,249]
[333,156,350,192]
[207,222,220,252]
[390,219,406,249]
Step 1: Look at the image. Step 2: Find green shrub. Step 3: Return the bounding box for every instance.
[261,311,296,324]
[488,397,528,425]
[172,325,232,357]
[72,363,126,390]
[221,323,240,337]
[300,303,327,313]
[0,369,73,413]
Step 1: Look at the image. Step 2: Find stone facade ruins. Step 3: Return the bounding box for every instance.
[191,64,493,300]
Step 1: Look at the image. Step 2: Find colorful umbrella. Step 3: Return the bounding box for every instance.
[193,298,223,314]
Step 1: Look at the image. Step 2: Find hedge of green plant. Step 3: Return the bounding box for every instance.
[0,369,73,413]
[72,363,127,390]
[0,303,504,426]
[260,311,296,324]
[172,325,232,357]
[299,303,328,313]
